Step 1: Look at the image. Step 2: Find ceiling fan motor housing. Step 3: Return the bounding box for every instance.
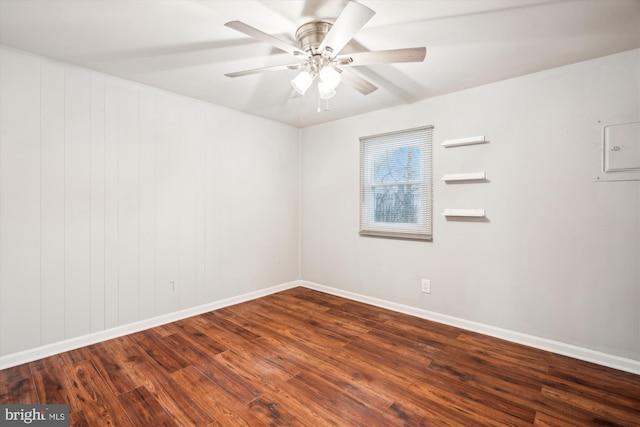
[295,21,333,56]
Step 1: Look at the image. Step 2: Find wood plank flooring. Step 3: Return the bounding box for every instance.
[1,287,639,426]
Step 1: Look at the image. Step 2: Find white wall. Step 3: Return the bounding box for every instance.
[1,44,638,366]
[301,49,640,361]
[0,46,300,357]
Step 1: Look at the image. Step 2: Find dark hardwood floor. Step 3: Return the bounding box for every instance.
[1,287,639,426]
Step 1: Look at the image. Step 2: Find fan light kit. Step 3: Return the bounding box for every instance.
[224,1,426,110]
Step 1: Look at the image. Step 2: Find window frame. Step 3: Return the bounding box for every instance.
[359,125,433,241]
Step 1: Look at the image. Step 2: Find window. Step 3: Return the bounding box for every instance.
[360,126,433,240]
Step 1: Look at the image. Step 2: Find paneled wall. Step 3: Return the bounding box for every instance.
[0,47,300,357]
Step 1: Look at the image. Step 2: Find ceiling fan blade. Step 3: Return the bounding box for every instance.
[338,47,427,66]
[340,68,377,95]
[318,1,375,56]
[225,21,309,58]
[225,63,304,78]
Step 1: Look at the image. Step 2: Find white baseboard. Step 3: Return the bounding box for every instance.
[300,280,640,375]
[4,279,638,375]
[0,281,299,370]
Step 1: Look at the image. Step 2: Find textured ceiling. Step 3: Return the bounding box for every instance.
[1,0,638,127]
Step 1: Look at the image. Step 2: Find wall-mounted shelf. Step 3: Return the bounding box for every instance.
[442,209,486,217]
[441,135,486,148]
[441,172,486,182]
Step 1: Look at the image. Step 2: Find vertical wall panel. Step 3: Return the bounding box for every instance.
[139,87,156,319]
[178,99,197,309]
[195,106,206,303]
[40,60,66,345]
[0,49,41,355]
[117,81,140,325]
[154,92,180,315]
[203,107,224,302]
[104,77,119,329]
[64,67,92,339]
[90,74,106,332]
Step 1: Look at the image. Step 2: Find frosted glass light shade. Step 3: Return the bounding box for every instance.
[291,71,313,95]
[318,81,336,99]
[319,66,341,90]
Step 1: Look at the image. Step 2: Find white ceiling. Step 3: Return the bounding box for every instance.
[1,0,638,128]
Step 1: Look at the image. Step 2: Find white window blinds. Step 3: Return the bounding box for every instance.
[360,126,433,240]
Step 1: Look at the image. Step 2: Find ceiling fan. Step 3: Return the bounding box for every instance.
[224,1,426,101]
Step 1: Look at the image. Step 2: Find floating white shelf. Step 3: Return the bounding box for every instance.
[441,135,486,148]
[442,209,486,217]
[441,172,486,182]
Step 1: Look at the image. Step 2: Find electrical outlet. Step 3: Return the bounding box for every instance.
[421,279,431,293]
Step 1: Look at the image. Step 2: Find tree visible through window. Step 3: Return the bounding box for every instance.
[374,145,420,223]
[360,126,433,240]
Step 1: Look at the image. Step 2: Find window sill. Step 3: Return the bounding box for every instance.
[359,230,432,241]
